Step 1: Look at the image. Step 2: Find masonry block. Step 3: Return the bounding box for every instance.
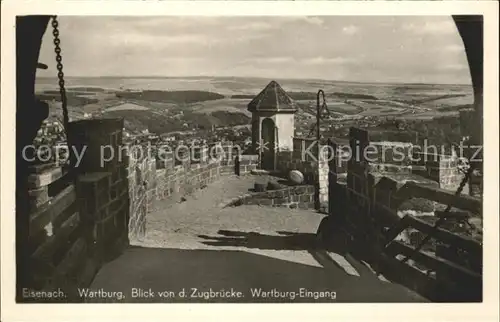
[68,119,124,173]
[28,186,49,211]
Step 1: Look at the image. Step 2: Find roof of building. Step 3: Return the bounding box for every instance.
[247,80,297,113]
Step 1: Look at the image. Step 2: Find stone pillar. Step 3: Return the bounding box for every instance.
[199,145,209,164]
[220,142,235,167]
[77,172,111,264]
[145,158,157,211]
[347,128,370,203]
[69,118,130,257]
[67,118,124,173]
[163,151,175,173]
[424,154,465,192]
[460,109,483,197]
[251,115,259,154]
[317,144,329,212]
[327,139,339,216]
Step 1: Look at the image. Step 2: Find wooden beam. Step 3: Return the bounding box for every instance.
[29,185,76,236]
[404,215,482,255]
[29,202,78,253]
[32,212,81,263]
[384,215,411,242]
[377,254,437,301]
[395,182,481,213]
[435,210,472,219]
[386,240,482,282]
[379,251,481,301]
[48,238,89,300]
[28,167,66,188]
[28,162,57,174]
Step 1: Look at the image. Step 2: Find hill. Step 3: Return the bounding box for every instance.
[100,108,250,134]
[115,90,225,104]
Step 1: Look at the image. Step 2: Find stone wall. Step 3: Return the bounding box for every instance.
[368,141,413,175]
[126,147,156,242]
[411,152,465,192]
[155,143,259,201]
[69,118,130,258]
[128,142,260,216]
[276,137,329,212]
[119,138,260,241]
[274,132,467,214]
[128,141,259,238]
[321,127,482,302]
[23,118,130,302]
[156,160,223,200]
[229,185,316,209]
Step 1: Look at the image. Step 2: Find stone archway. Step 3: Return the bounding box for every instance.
[261,118,276,171]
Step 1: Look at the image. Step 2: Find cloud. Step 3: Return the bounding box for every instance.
[281,16,324,26]
[36,16,472,84]
[402,20,457,35]
[160,57,205,63]
[254,57,295,64]
[303,16,324,26]
[100,32,225,48]
[229,22,275,31]
[443,44,465,53]
[342,25,359,35]
[438,63,469,71]
[302,56,358,65]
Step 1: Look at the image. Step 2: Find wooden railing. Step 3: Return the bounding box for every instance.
[374,180,482,302]
[27,164,91,299]
[327,127,483,302]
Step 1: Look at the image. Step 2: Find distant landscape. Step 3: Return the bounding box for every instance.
[35,76,473,143]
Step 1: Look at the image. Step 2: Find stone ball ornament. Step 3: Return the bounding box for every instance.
[289,170,304,185]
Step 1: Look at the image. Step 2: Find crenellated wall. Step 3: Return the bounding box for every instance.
[154,143,259,201]
[128,140,259,240]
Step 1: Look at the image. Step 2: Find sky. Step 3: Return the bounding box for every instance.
[37,16,472,84]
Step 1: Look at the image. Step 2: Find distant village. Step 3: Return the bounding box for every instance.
[31,116,254,165]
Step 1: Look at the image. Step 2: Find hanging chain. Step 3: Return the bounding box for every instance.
[51,16,74,169]
[51,16,69,133]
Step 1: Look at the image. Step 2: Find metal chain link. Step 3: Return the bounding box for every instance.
[51,16,69,132]
[51,16,74,170]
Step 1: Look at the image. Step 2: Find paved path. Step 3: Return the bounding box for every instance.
[89,175,427,303]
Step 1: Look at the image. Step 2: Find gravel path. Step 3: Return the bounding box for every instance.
[88,175,428,303]
[138,174,325,267]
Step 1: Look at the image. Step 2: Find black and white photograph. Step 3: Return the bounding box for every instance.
[1,1,499,321]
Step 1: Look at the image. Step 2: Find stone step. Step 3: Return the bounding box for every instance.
[250,169,269,175]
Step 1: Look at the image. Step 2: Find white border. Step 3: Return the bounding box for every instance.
[1,1,499,322]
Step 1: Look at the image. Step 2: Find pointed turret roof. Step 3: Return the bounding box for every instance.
[247,81,297,113]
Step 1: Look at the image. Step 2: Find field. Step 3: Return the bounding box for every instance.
[35,76,473,135]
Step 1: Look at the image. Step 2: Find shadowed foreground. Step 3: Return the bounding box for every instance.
[88,176,427,303]
[88,246,427,303]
